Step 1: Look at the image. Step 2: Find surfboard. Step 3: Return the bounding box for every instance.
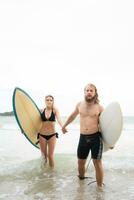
[12,87,42,149]
[99,102,123,152]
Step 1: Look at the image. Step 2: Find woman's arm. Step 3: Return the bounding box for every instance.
[54,108,63,128]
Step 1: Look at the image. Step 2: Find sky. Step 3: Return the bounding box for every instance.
[0,0,134,115]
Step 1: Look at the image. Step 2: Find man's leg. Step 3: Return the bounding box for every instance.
[93,159,104,187]
[78,158,87,178]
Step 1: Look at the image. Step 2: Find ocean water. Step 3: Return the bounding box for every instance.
[0,116,134,200]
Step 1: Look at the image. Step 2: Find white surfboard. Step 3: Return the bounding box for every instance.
[99,102,123,152]
[12,87,42,149]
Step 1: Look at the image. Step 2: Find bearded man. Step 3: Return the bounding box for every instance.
[62,83,104,189]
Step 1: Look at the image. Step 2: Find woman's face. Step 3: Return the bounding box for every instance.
[45,96,54,108]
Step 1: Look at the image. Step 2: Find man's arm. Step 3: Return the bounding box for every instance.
[99,105,104,114]
[62,104,79,134]
[99,105,114,149]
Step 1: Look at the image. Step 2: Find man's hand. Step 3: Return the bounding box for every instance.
[62,126,68,134]
[109,146,114,149]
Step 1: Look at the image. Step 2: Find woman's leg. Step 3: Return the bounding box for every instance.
[47,135,56,168]
[39,135,47,162]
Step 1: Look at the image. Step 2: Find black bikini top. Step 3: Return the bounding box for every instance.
[41,109,56,122]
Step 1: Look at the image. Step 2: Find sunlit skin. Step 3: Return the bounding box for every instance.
[62,84,104,189]
[39,96,64,168]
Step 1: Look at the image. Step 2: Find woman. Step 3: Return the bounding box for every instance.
[38,95,63,168]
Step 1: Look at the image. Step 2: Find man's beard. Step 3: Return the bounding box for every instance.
[85,95,96,103]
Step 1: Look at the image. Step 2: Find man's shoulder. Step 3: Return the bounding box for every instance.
[76,101,83,107]
[95,103,104,112]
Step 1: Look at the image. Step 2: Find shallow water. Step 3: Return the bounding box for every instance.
[0,155,134,200]
[0,116,134,200]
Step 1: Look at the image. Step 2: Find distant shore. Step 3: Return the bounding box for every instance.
[0,111,14,116]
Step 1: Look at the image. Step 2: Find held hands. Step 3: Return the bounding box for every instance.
[62,126,68,134]
[109,146,114,149]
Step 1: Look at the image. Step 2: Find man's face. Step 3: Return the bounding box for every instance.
[84,85,96,102]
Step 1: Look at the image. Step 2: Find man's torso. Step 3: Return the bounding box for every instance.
[78,101,102,134]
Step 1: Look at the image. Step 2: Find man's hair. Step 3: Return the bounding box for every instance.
[84,83,99,103]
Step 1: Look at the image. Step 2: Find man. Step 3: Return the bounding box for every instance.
[62,83,104,189]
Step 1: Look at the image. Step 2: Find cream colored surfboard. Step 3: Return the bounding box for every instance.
[99,102,123,152]
[12,87,42,148]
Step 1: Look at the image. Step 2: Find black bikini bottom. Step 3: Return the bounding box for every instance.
[37,133,58,141]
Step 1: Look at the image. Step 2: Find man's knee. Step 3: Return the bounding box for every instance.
[78,159,86,166]
[93,159,102,168]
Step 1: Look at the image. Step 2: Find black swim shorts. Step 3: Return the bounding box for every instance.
[77,132,103,160]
